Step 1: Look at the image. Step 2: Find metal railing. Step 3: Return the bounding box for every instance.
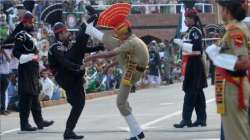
[90,3,214,15]
[62,3,214,29]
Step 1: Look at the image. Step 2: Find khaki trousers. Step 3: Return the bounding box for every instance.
[116,71,142,116]
[222,78,250,140]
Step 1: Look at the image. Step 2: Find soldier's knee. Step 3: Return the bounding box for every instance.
[78,100,85,108]
[116,99,124,110]
[70,98,85,109]
[116,101,130,116]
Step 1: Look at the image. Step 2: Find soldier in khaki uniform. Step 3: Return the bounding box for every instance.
[206,0,250,140]
[84,3,148,140]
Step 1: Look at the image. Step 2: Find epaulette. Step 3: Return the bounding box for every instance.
[52,41,68,52]
[49,42,62,55]
[188,26,202,40]
[189,26,202,35]
[227,24,245,48]
[51,42,61,48]
[15,31,27,42]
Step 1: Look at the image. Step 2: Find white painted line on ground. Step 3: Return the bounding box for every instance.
[141,111,182,128]
[0,128,19,136]
[119,126,156,132]
[193,139,219,140]
[1,96,215,136]
[141,98,215,128]
[119,98,215,131]
[0,93,117,136]
[160,103,174,106]
[118,127,130,132]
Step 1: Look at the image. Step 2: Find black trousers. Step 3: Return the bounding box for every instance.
[182,89,207,123]
[65,82,85,132]
[0,74,9,111]
[248,97,250,127]
[19,94,44,128]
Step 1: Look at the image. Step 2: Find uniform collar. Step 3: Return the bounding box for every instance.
[226,19,237,24]
[127,34,135,40]
[225,19,238,29]
[56,41,70,51]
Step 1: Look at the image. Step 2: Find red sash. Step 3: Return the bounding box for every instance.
[217,68,246,110]
[181,55,189,76]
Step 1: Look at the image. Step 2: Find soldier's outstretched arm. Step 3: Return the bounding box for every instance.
[206,27,250,71]
[206,44,238,71]
[85,50,118,62]
[85,22,120,50]
[84,44,105,53]
[85,22,104,42]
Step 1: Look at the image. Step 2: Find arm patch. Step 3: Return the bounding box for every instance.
[228,25,245,48]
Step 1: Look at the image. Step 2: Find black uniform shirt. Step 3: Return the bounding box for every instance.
[13,31,40,95]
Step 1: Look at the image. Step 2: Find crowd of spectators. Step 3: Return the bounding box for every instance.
[0,0,191,115]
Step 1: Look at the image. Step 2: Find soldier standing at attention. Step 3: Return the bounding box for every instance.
[206,0,250,140]
[173,8,208,128]
[13,11,54,131]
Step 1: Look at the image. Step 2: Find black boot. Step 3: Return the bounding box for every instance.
[191,120,207,127]
[21,124,37,131]
[86,5,99,25]
[0,110,9,115]
[38,120,54,129]
[64,130,84,140]
[131,85,136,93]
[173,120,192,128]
[126,132,145,140]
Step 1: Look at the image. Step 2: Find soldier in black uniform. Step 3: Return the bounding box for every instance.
[12,11,54,131]
[48,22,104,139]
[173,8,207,128]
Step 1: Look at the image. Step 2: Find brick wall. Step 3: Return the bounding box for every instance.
[126,13,217,41]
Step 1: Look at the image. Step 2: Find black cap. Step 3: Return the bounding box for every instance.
[53,22,67,34]
[22,11,33,23]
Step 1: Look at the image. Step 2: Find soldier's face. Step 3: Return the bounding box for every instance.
[219,5,229,22]
[185,17,195,27]
[116,34,126,40]
[114,28,130,41]
[60,30,72,43]
[24,22,34,32]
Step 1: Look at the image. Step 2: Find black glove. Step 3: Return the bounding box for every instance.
[87,14,98,26]
[80,22,87,33]
[98,44,105,51]
[86,5,98,16]
[86,5,99,26]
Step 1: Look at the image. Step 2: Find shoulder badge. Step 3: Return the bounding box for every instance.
[15,31,27,42]
[189,27,202,40]
[227,24,245,48]
[54,42,68,52]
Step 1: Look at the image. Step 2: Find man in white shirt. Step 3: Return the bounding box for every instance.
[40,70,55,101]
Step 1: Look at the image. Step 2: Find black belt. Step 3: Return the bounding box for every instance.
[136,66,146,72]
[0,74,9,78]
[226,70,247,77]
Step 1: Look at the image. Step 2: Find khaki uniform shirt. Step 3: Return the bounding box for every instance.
[103,33,149,69]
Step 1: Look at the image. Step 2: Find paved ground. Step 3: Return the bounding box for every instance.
[0,82,221,140]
